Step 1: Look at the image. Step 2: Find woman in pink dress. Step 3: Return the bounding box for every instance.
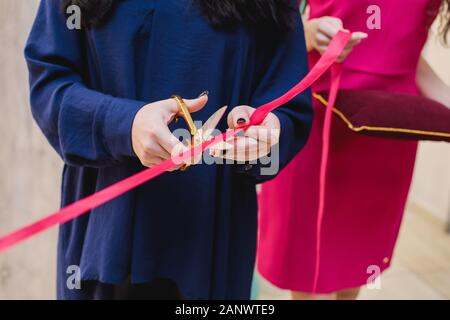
[258,0,450,299]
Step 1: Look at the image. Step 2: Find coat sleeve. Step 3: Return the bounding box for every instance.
[25,0,146,168]
[236,13,313,183]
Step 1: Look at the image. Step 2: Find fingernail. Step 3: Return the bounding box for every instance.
[198,90,209,98]
[237,118,247,125]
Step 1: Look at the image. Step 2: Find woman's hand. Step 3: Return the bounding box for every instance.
[132,95,208,167]
[305,16,368,62]
[209,106,280,162]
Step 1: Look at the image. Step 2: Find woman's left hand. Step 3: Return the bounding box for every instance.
[209,106,280,162]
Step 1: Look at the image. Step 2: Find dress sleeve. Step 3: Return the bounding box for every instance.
[25,0,146,168]
[237,12,313,183]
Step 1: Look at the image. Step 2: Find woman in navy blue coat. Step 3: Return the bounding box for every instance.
[25,0,312,300]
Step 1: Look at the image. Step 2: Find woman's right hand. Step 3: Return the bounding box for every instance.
[305,16,368,63]
[131,95,208,168]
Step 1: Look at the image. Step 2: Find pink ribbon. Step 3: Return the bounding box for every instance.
[312,63,343,294]
[0,31,351,294]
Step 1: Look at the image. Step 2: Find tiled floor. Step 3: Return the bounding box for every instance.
[257,203,450,300]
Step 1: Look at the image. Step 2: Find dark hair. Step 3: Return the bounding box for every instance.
[440,0,450,44]
[62,0,297,30]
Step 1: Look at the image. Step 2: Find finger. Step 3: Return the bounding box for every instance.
[346,36,365,48]
[165,93,209,118]
[316,32,331,46]
[244,126,280,146]
[344,39,361,51]
[352,32,368,41]
[326,17,344,30]
[211,136,258,152]
[317,45,328,54]
[212,134,272,162]
[337,47,353,63]
[183,94,209,113]
[140,156,166,168]
[156,125,189,158]
[319,23,339,39]
[211,136,261,161]
[210,140,234,152]
[260,113,281,144]
[143,140,171,159]
[318,19,343,38]
[227,106,254,128]
[220,145,271,162]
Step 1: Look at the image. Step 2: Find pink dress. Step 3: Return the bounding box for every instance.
[258,0,441,293]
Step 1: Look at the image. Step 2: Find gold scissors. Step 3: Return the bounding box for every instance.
[172,95,228,170]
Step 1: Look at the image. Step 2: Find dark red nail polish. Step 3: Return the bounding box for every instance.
[237,118,246,125]
[198,90,209,97]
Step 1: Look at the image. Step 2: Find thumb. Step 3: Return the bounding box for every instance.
[183,92,209,114]
[228,105,254,129]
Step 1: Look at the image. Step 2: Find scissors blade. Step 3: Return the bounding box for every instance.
[197,106,228,142]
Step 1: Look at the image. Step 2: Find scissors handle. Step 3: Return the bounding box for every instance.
[172,95,198,137]
[172,95,199,171]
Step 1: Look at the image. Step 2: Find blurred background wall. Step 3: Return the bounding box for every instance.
[0,0,59,299]
[412,21,450,225]
[0,0,449,299]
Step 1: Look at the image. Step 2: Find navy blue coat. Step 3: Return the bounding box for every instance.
[25,0,312,299]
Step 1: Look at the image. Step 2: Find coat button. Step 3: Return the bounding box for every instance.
[244,164,253,171]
